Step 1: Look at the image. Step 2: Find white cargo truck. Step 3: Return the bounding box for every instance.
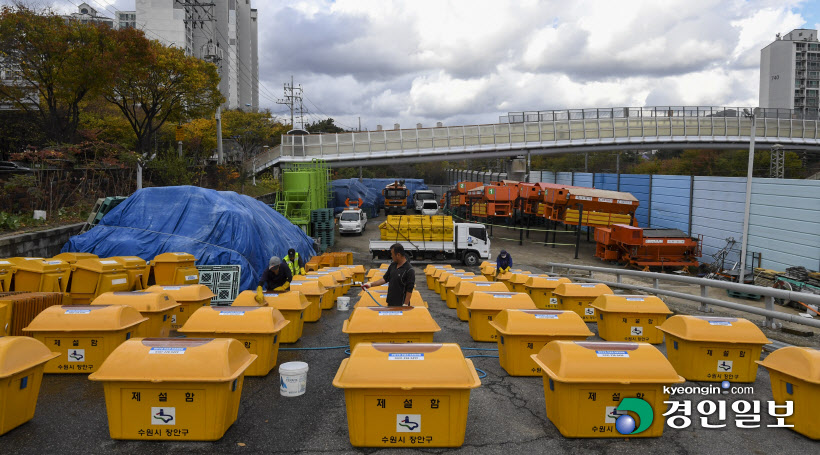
[369,222,490,266]
[413,190,437,212]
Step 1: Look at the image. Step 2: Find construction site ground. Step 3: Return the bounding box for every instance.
[3,217,818,454]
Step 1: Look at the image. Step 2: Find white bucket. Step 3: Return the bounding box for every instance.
[337,296,350,311]
[279,361,309,397]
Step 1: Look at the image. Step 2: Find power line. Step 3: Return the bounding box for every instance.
[304,95,356,130]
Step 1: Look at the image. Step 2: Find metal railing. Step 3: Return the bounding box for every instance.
[247,106,820,171]
[545,262,820,330]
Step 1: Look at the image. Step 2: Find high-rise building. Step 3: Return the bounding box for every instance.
[760,28,820,117]
[134,0,259,111]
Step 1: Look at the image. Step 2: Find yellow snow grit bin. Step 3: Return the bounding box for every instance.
[231,290,308,343]
[304,272,343,304]
[366,269,385,282]
[480,263,496,281]
[464,292,537,342]
[290,276,331,312]
[531,341,684,438]
[68,258,131,305]
[553,283,613,322]
[88,338,256,441]
[324,267,355,288]
[149,252,199,285]
[354,289,427,308]
[308,270,347,299]
[340,264,366,285]
[488,310,592,376]
[444,275,487,309]
[434,270,470,297]
[53,252,98,264]
[0,336,59,435]
[494,269,523,288]
[333,343,481,447]
[523,276,572,309]
[657,316,770,382]
[454,282,508,319]
[144,285,215,331]
[110,256,151,290]
[342,307,441,349]
[178,306,289,376]
[507,273,552,293]
[757,346,820,439]
[7,258,71,293]
[438,272,475,301]
[591,294,672,344]
[430,268,453,294]
[424,265,453,289]
[23,305,147,373]
[92,292,179,338]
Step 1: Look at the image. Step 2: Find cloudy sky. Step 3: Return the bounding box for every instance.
[10,0,820,130]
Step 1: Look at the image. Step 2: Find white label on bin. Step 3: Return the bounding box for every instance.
[709,321,732,326]
[65,309,91,314]
[626,297,644,301]
[396,414,421,433]
[535,314,559,319]
[605,406,624,423]
[717,360,733,372]
[67,349,85,362]
[631,326,644,336]
[598,198,613,203]
[173,253,187,256]
[576,196,593,201]
[111,278,127,285]
[220,311,245,316]
[475,284,493,287]
[151,407,176,425]
[379,311,404,316]
[99,260,118,265]
[494,295,513,299]
[171,315,177,324]
[580,284,596,288]
[264,293,280,297]
[549,298,558,305]
[596,350,629,358]
[149,347,186,355]
[185,275,198,281]
[44,260,62,265]
[618,200,633,205]
[163,286,182,290]
[0,261,10,264]
[585,308,595,315]
[388,353,424,361]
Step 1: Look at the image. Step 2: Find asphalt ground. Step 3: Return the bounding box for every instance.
[4,220,819,454]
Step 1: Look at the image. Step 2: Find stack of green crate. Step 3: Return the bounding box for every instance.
[277,160,331,235]
[311,208,335,251]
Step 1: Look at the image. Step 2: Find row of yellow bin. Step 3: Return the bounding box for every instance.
[0,252,201,304]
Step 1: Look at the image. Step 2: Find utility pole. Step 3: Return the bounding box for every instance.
[738,108,758,285]
[769,144,785,178]
[277,75,304,129]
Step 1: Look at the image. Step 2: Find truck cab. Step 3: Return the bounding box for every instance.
[455,223,490,266]
[413,190,437,212]
[339,208,367,235]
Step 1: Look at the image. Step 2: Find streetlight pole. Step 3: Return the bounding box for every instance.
[738,107,758,284]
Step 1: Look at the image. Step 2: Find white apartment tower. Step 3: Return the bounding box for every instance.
[760,28,820,117]
[134,0,259,111]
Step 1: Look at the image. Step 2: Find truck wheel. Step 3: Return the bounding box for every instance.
[463,252,479,266]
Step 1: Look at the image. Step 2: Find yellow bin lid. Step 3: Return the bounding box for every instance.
[8,258,68,273]
[366,270,384,279]
[509,273,550,286]
[553,283,612,297]
[92,292,180,313]
[23,305,148,332]
[531,341,685,384]
[0,336,60,379]
[454,281,508,296]
[525,276,571,289]
[590,294,673,314]
[152,252,196,264]
[53,252,99,263]
[71,258,124,273]
[309,270,345,283]
[178,306,289,334]
[424,264,452,275]
[232,290,311,310]
[464,292,537,310]
[431,268,450,280]
[379,264,390,269]
[489,309,594,337]
[657,316,770,344]
[88,338,256,382]
[343,307,441,334]
[145,284,215,302]
[324,268,354,279]
[291,277,330,294]
[110,256,148,268]
[333,343,480,389]
[757,346,820,385]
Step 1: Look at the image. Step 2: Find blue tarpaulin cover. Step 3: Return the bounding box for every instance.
[330,178,428,216]
[61,186,315,291]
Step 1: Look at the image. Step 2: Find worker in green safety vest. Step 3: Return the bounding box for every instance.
[285,248,305,276]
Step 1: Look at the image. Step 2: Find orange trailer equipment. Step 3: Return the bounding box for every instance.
[468,184,517,220]
[595,224,702,270]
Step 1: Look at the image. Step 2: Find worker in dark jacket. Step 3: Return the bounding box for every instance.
[496,250,512,276]
[258,256,292,291]
[362,243,415,306]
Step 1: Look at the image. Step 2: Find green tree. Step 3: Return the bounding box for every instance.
[103,32,223,155]
[306,118,346,134]
[0,6,119,143]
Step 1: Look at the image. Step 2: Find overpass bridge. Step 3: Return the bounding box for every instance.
[247,106,820,172]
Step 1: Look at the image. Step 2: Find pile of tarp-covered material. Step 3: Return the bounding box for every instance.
[61,186,315,291]
[330,178,429,217]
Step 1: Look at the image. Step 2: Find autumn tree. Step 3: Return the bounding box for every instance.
[0,5,119,143]
[103,30,223,156]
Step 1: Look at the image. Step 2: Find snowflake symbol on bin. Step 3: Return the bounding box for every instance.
[69,351,84,361]
[153,409,174,424]
[398,416,419,431]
